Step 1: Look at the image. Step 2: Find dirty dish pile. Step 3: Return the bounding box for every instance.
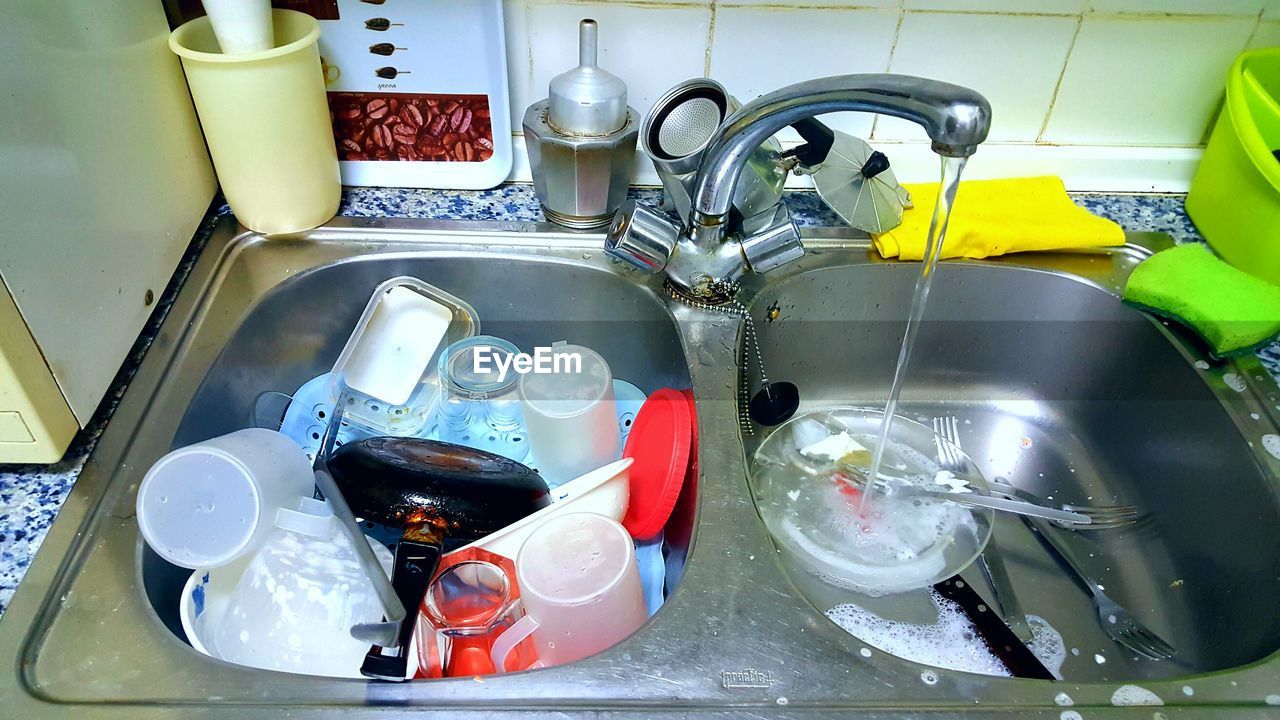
[750,407,993,596]
[141,274,695,681]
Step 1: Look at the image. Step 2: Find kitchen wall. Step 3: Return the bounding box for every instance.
[502,0,1280,191]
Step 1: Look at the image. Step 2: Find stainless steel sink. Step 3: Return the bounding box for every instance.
[2,216,1279,718]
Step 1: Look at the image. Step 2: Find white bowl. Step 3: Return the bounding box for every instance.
[449,458,632,560]
[180,536,394,677]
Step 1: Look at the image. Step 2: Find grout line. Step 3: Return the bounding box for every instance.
[1083,8,1269,21]
[523,0,535,103]
[1036,12,1084,144]
[705,0,718,77]
[869,8,906,141]
[897,7,1083,19]
[1243,8,1265,49]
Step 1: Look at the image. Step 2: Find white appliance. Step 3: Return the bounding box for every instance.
[0,0,217,463]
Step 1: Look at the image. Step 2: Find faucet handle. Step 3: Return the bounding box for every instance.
[739,204,804,274]
[605,200,680,273]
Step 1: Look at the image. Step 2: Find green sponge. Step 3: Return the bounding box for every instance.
[1123,243,1280,359]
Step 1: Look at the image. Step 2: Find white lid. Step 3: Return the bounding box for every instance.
[136,448,261,569]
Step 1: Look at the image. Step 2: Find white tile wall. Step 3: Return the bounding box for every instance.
[1042,14,1256,145]
[710,7,898,140]
[905,0,1084,13]
[1252,19,1280,48]
[503,0,1279,190]
[723,0,898,7]
[878,12,1079,142]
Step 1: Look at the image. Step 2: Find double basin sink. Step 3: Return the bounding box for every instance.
[1,216,1278,717]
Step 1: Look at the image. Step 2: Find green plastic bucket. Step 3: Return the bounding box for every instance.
[1186,47,1280,284]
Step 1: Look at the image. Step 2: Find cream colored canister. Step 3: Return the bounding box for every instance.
[170,9,339,234]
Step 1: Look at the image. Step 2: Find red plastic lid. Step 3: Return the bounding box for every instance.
[621,389,693,540]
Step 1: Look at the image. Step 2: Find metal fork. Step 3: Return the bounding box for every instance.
[991,480,1144,531]
[933,415,1144,530]
[1015,511,1177,661]
[931,417,1034,643]
[934,417,1176,660]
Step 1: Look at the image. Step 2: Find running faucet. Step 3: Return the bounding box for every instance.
[605,74,992,300]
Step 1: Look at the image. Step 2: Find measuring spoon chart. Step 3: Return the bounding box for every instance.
[369,43,408,56]
[364,18,404,31]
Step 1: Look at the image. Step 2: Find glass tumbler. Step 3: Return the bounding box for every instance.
[438,335,529,459]
[423,560,523,677]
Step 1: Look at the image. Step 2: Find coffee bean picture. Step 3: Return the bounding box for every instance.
[328,93,495,163]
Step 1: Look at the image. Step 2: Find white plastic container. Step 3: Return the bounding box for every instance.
[328,277,479,436]
[490,513,646,669]
[136,428,314,569]
[201,0,273,54]
[517,345,620,486]
[208,498,394,678]
[179,503,394,668]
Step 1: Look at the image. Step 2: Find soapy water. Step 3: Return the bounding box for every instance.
[827,590,1009,677]
[753,410,987,595]
[826,592,1067,678]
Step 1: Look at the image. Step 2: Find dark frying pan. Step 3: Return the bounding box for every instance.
[328,437,550,680]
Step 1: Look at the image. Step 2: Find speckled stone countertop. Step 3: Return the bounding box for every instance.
[0,184,1274,616]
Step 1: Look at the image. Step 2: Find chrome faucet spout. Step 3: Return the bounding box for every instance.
[690,74,991,228]
[604,73,992,300]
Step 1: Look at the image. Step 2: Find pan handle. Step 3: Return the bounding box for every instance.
[361,536,444,681]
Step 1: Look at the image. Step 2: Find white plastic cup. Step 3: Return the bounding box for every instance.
[208,496,392,678]
[202,0,274,54]
[490,513,646,670]
[136,428,314,569]
[517,345,620,486]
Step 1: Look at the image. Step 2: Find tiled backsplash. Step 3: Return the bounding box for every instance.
[502,0,1280,191]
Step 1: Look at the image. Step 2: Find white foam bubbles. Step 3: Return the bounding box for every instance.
[1111,684,1163,706]
[1262,434,1280,461]
[825,590,1010,677]
[1026,615,1066,678]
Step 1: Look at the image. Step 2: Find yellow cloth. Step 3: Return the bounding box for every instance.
[872,176,1125,261]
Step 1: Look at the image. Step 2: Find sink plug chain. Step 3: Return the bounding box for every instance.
[664,281,769,436]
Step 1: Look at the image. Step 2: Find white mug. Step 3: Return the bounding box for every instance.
[490,513,646,670]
